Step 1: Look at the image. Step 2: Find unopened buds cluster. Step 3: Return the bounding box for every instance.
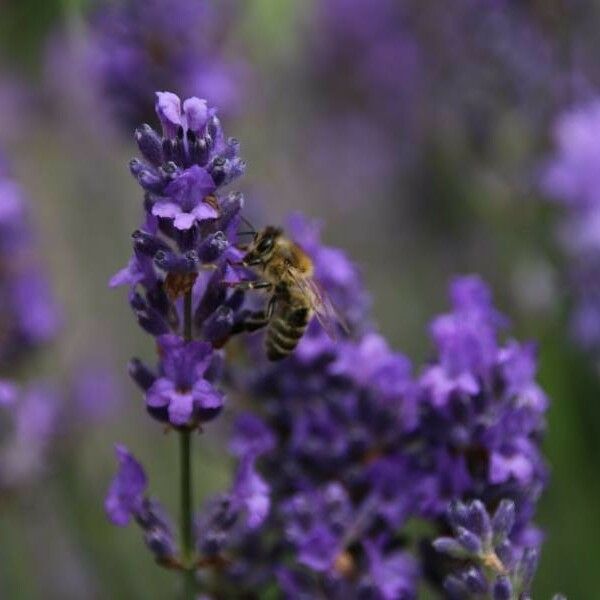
[434,499,565,600]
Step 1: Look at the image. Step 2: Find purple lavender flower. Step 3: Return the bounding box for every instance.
[200,227,422,597]
[195,451,271,565]
[105,445,148,526]
[105,445,177,563]
[151,165,218,231]
[417,276,548,548]
[108,91,275,592]
[206,265,552,597]
[64,0,249,131]
[145,335,224,427]
[113,92,246,353]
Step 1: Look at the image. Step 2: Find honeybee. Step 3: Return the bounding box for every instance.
[231,226,347,360]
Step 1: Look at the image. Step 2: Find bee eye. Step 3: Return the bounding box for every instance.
[257,237,274,253]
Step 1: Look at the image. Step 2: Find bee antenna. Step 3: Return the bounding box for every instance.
[239,215,256,233]
[236,230,255,237]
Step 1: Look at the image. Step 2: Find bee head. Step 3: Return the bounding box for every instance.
[243,226,282,266]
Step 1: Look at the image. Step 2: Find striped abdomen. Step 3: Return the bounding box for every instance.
[266,303,311,361]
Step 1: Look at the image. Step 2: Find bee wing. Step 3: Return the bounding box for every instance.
[287,266,349,340]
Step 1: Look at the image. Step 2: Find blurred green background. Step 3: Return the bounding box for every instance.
[1,0,598,597]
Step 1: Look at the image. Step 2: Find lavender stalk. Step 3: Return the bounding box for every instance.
[106,90,254,596]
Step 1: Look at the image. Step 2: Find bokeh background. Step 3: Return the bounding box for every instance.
[1,0,599,597]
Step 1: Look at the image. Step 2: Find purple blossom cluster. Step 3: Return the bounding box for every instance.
[542,100,600,353]
[80,0,248,130]
[105,91,558,597]
[111,91,246,429]
[212,264,551,596]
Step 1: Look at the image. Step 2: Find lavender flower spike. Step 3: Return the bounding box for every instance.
[108,90,255,596]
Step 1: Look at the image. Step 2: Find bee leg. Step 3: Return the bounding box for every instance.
[230,296,277,335]
[226,280,272,291]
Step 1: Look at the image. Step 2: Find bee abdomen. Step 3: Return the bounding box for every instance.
[266,309,310,361]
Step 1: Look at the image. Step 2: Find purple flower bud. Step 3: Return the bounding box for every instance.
[132,229,170,257]
[432,537,468,559]
[492,575,512,600]
[456,527,483,555]
[447,499,471,530]
[135,124,164,166]
[144,527,177,561]
[197,231,228,263]
[230,413,275,458]
[202,306,234,344]
[232,454,270,529]
[128,358,156,392]
[129,158,145,177]
[492,499,516,542]
[464,567,488,594]
[467,500,492,544]
[154,249,199,273]
[217,191,244,235]
[443,575,469,600]
[129,291,170,336]
[495,539,515,568]
[517,547,539,588]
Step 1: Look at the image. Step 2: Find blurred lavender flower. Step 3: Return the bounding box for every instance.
[205,263,551,597]
[416,276,549,564]
[0,153,67,492]
[196,218,421,597]
[49,0,249,132]
[302,0,565,216]
[542,99,600,353]
[0,382,61,492]
[0,156,60,368]
[68,363,123,427]
[195,452,270,561]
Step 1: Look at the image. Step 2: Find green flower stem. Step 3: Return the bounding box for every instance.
[180,290,195,597]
